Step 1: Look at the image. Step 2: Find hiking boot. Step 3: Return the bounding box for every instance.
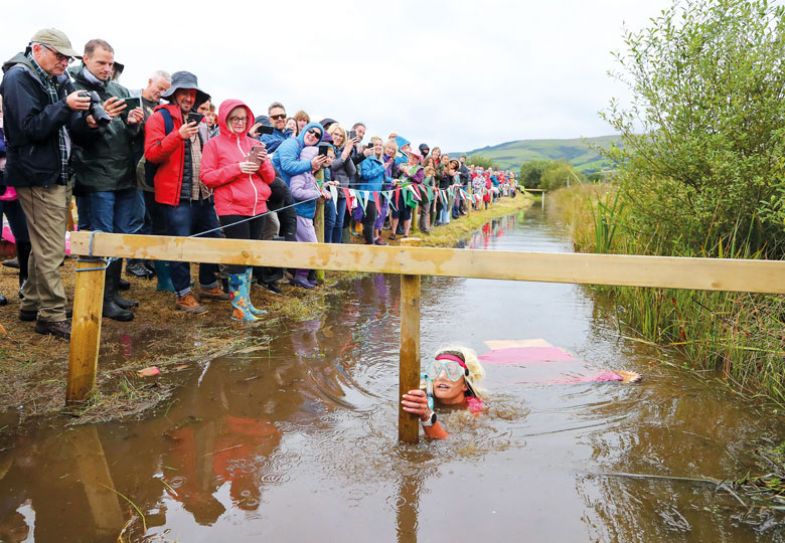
[176,293,208,314]
[264,282,282,295]
[126,261,154,279]
[118,278,131,291]
[35,319,71,340]
[200,286,230,301]
[2,258,19,269]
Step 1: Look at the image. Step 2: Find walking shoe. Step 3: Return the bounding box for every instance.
[126,261,154,279]
[200,286,230,301]
[20,308,73,322]
[118,278,131,291]
[290,276,315,289]
[373,237,388,246]
[263,282,282,295]
[34,319,70,340]
[0,294,6,306]
[176,293,208,314]
[2,258,19,269]
[389,233,397,240]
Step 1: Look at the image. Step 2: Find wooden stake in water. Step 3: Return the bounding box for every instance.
[399,274,421,443]
[66,258,106,404]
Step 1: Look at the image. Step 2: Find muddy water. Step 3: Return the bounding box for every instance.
[2,205,784,542]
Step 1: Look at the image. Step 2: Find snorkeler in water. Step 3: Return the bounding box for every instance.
[401,345,485,440]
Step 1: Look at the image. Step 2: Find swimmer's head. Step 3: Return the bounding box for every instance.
[429,345,485,402]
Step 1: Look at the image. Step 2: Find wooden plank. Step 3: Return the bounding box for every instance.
[66,258,106,404]
[70,231,785,294]
[399,275,421,444]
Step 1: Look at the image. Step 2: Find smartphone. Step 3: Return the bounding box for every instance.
[318,146,329,157]
[256,125,274,136]
[188,112,204,125]
[123,97,141,110]
[246,146,263,165]
[347,130,357,140]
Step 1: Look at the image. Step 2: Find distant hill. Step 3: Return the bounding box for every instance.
[453,135,621,174]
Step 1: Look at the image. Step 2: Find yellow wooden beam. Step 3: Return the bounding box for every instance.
[399,275,421,444]
[70,231,785,294]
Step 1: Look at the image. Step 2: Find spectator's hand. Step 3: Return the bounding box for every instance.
[249,122,264,138]
[126,107,144,125]
[179,121,199,140]
[257,147,268,162]
[321,188,332,200]
[401,389,431,421]
[239,161,259,174]
[66,91,91,111]
[363,147,373,157]
[311,155,329,169]
[103,96,126,118]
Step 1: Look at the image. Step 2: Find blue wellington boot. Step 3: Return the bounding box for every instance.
[228,273,260,322]
[155,261,175,292]
[243,268,267,316]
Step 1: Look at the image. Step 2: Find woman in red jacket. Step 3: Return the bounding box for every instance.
[201,99,275,321]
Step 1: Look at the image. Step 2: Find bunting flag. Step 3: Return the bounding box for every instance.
[408,185,422,202]
[346,188,357,210]
[372,190,381,212]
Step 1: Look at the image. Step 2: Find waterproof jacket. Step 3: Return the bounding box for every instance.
[358,154,386,193]
[260,127,292,154]
[0,52,89,187]
[70,65,141,193]
[272,121,324,186]
[289,146,320,219]
[144,103,202,205]
[200,99,275,217]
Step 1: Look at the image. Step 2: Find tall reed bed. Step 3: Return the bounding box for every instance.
[552,184,785,404]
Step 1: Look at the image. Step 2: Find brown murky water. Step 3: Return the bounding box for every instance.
[2,205,784,542]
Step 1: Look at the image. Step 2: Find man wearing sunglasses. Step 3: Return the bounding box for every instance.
[257,101,292,155]
[0,28,94,339]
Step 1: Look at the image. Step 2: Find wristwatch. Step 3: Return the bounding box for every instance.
[421,411,437,427]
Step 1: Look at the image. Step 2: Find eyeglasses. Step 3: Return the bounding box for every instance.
[228,116,247,124]
[424,359,466,382]
[307,129,322,139]
[270,114,286,121]
[40,43,73,63]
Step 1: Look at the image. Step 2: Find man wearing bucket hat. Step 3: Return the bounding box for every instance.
[0,28,94,339]
[144,71,228,314]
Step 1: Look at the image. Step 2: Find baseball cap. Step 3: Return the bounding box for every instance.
[30,28,78,58]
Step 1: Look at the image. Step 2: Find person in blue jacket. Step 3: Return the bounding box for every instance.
[358,136,389,245]
[272,121,328,186]
[257,102,291,154]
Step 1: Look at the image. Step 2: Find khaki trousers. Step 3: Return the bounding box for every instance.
[16,184,69,322]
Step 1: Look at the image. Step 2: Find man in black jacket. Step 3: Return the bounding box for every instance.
[0,28,92,339]
[71,38,144,322]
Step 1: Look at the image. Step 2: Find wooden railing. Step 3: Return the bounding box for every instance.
[66,230,785,443]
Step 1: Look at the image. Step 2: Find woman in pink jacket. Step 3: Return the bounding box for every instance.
[201,99,275,321]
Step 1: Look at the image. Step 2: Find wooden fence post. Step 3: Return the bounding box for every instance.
[399,274,421,444]
[66,258,106,405]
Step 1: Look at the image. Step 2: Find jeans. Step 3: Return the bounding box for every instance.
[329,197,346,243]
[161,199,221,296]
[323,198,336,243]
[86,187,145,234]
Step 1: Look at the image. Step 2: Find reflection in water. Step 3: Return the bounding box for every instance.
[1,205,784,541]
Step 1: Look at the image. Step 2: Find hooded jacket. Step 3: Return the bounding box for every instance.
[200,99,275,217]
[144,103,198,205]
[358,153,387,193]
[289,146,321,219]
[70,65,141,193]
[260,127,292,154]
[0,52,89,187]
[272,121,324,186]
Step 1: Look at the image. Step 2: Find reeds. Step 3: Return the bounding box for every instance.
[553,184,785,405]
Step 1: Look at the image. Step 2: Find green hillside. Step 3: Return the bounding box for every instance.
[455,135,621,174]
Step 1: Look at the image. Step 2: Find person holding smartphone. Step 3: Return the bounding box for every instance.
[200,99,275,321]
[326,124,358,243]
[144,71,230,315]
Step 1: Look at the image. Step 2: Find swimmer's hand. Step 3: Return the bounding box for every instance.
[402,389,431,421]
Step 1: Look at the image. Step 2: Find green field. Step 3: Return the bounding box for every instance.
[454,135,621,173]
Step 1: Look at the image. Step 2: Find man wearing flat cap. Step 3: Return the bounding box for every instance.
[0,28,94,339]
[144,71,228,315]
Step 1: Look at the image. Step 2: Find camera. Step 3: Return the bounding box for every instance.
[78,91,112,127]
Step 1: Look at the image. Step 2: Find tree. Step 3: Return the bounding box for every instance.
[540,161,585,191]
[519,160,551,188]
[604,0,785,257]
[467,155,499,170]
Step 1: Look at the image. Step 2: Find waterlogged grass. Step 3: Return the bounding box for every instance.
[552,185,785,406]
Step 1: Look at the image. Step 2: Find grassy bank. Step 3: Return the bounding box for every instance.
[0,195,531,427]
[551,185,785,405]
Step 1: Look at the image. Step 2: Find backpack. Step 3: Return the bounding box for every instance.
[141,108,174,189]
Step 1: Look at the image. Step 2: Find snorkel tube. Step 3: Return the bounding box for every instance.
[420,372,435,411]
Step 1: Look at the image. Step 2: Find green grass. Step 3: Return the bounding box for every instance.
[452,135,621,174]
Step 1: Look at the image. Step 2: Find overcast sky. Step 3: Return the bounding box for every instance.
[2,0,670,152]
